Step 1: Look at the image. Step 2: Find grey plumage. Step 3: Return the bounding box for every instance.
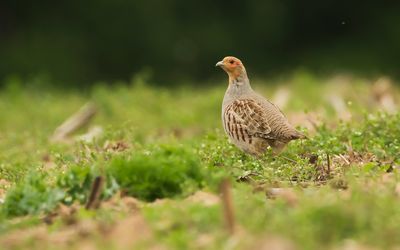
[217,56,305,156]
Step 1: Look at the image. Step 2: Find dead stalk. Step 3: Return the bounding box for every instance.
[51,102,97,142]
[338,154,350,165]
[220,178,235,235]
[326,153,331,176]
[85,176,104,210]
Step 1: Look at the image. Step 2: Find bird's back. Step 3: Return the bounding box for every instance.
[252,93,303,142]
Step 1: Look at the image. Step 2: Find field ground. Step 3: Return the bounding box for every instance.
[0,72,399,250]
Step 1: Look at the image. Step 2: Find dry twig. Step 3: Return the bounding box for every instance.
[326,153,331,176]
[219,179,235,235]
[51,102,97,142]
[85,176,104,210]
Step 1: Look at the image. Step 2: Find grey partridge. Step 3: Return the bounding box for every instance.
[216,56,306,156]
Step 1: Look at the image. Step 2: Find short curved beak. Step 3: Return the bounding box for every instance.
[215,61,224,67]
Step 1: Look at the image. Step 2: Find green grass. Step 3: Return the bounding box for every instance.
[0,72,399,249]
[108,145,205,201]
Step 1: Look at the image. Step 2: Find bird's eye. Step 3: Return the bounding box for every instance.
[229,60,234,64]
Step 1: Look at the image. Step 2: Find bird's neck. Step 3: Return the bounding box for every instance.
[225,73,253,99]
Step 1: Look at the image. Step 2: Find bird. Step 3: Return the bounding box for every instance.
[216,56,306,156]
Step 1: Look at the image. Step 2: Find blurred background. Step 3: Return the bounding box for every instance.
[1,0,400,87]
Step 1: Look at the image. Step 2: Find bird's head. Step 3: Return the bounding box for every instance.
[216,56,247,82]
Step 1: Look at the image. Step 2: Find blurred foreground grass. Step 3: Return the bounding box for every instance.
[0,72,399,250]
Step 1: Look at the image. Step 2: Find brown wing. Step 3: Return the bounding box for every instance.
[223,99,274,140]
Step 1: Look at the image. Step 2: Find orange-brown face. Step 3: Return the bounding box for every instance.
[215,56,245,80]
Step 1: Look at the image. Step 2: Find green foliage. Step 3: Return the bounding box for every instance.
[143,201,224,249]
[0,79,399,249]
[56,165,93,205]
[1,172,64,217]
[56,165,120,206]
[229,180,400,250]
[1,165,120,218]
[354,112,400,158]
[108,145,205,201]
[198,111,400,185]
